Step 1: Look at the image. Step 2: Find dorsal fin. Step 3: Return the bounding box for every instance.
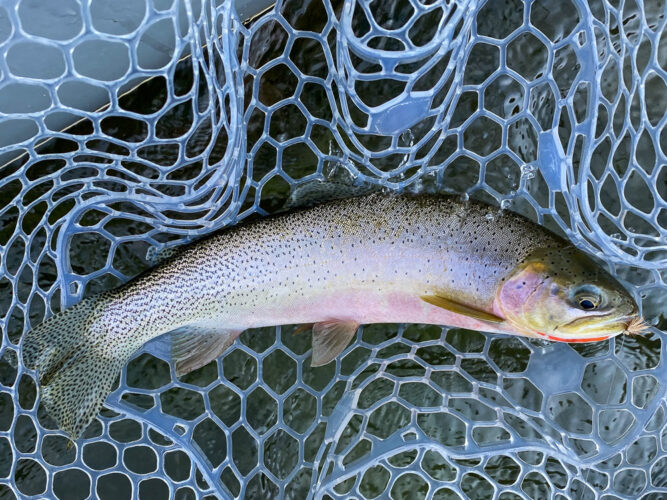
[284,180,380,211]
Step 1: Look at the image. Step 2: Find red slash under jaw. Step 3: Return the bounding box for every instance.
[534,331,611,343]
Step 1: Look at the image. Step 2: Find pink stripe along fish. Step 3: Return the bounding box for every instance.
[22,193,647,439]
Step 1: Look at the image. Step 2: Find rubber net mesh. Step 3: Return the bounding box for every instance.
[0,0,665,498]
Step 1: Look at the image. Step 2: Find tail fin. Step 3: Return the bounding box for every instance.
[21,295,124,439]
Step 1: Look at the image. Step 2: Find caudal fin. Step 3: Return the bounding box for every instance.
[21,295,124,439]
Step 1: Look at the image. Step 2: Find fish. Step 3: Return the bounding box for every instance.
[21,193,647,439]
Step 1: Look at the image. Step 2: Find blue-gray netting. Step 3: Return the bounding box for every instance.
[0,0,665,498]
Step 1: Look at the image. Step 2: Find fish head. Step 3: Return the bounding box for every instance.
[496,247,647,342]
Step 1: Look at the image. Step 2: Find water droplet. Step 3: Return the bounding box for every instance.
[420,171,438,193]
[400,129,414,147]
[610,233,622,240]
[407,178,423,194]
[323,162,337,180]
[459,192,469,202]
[531,339,553,350]
[323,160,358,184]
[328,139,342,157]
[521,164,537,180]
[500,199,512,209]
[485,213,495,221]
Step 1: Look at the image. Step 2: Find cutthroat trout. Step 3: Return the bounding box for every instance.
[22,193,646,438]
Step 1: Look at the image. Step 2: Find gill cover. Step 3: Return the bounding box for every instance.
[496,247,639,341]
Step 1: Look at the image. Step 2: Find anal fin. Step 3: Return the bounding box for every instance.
[311,320,359,367]
[171,326,241,376]
[420,295,504,323]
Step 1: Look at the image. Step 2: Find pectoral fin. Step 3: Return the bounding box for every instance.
[420,295,504,323]
[311,320,359,367]
[171,327,242,376]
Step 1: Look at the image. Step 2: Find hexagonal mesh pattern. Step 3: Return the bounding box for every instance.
[0,0,665,498]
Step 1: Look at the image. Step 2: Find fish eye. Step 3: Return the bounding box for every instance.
[571,286,602,311]
[578,298,597,310]
[573,288,601,310]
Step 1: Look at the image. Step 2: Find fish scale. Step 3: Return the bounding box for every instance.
[21,193,642,439]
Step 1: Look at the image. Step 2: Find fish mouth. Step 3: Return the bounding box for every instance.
[560,313,627,331]
[546,313,649,341]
